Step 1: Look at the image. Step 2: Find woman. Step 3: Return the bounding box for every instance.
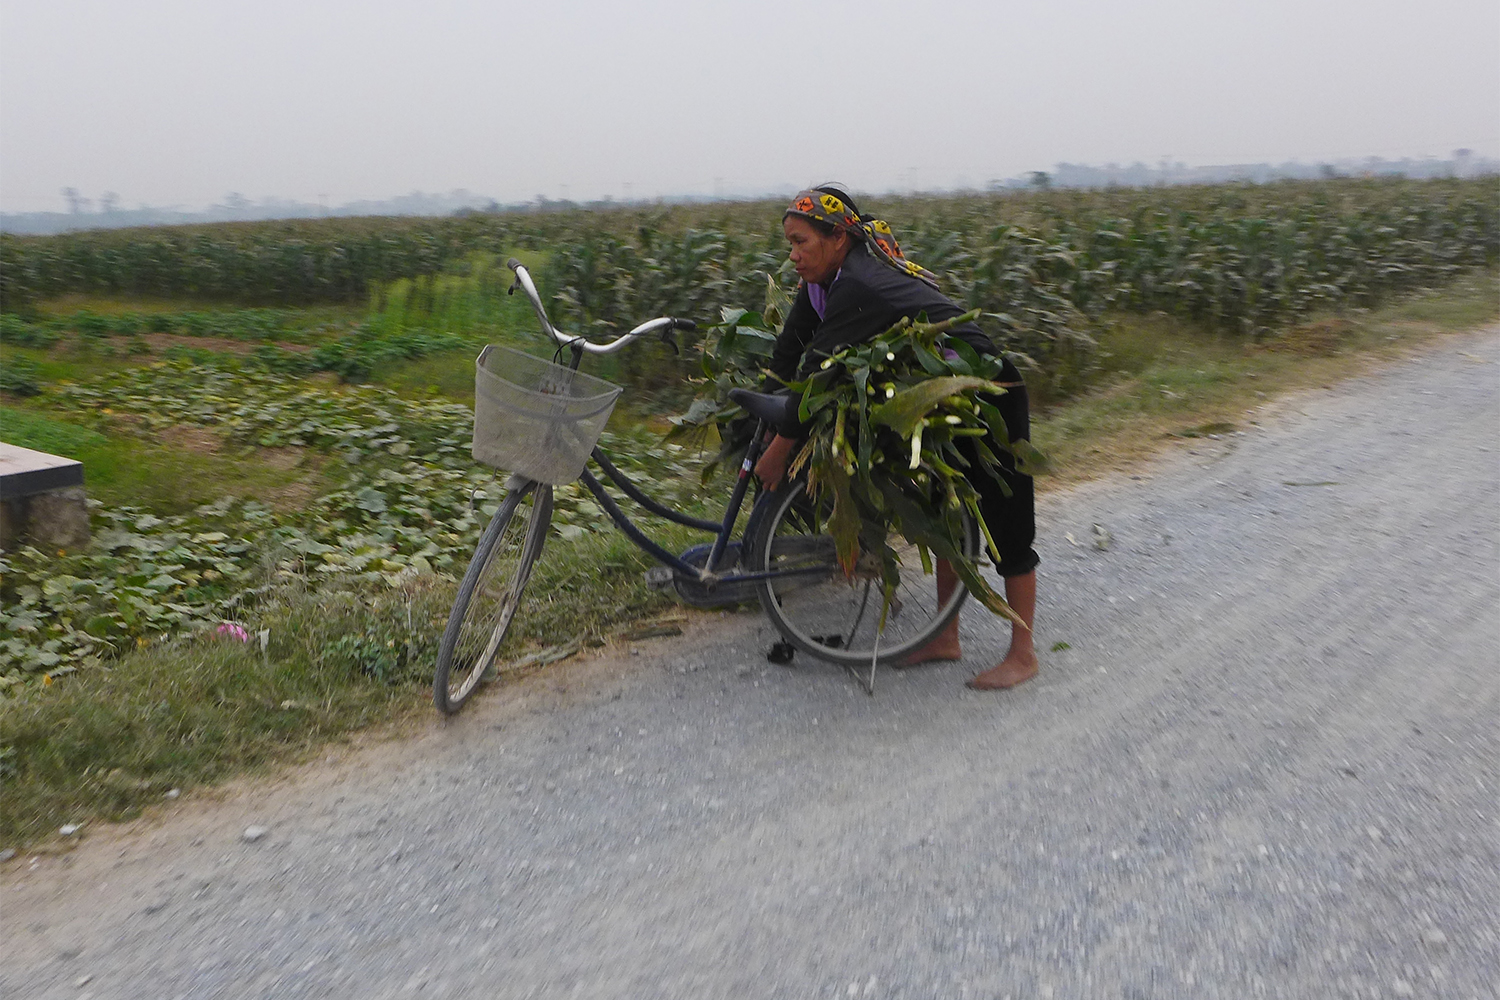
[754,185,1039,689]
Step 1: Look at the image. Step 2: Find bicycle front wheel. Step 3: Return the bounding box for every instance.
[748,480,978,668]
[434,480,553,714]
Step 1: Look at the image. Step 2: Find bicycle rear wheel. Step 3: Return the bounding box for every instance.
[434,480,553,714]
[748,480,977,668]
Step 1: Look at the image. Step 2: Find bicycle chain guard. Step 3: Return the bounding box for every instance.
[670,543,761,609]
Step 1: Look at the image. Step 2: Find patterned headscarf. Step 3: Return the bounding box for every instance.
[784,188,940,289]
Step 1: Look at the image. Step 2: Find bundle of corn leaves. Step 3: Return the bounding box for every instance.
[672,303,1048,626]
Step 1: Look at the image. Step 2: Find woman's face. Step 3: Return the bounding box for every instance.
[784,215,850,285]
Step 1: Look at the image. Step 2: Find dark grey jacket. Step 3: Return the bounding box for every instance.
[768,242,1002,384]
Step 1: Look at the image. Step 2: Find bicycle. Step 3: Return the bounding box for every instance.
[432,259,979,713]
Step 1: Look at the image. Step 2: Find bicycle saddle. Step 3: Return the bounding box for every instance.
[728,388,807,437]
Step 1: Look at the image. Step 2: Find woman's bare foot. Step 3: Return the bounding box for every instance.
[966,649,1039,689]
[967,570,1039,689]
[900,559,964,666]
[900,620,963,666]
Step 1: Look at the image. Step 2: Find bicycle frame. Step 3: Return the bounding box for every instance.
[579,431,792,588]
[503,260,827,594]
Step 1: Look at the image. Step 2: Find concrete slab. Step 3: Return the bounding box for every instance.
[0,442,85,500]
[0,443,90,551]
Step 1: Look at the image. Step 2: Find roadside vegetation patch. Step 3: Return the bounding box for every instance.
[2,358,707,688]
[0,177,1495,850]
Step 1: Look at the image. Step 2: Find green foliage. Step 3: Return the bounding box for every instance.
[362,350,480,401]
[50,357,476,461]
[0,502,278,679]
[674,305,1047,624]
[0,406,108,455]
[296,326,470,382]
[664,303,781,479]
[0,581,448,845]
[0,216,508,308]
[0,357,43,396]
[321,625,419,684]
[367,253,535,337]
[784,312,1041,624]
[72,311,112,337]
[1,358,705,688]
[5,178,1492,404]
[0,403,315,514]
[49,306,321,343]
[0,314,59,348]
[543,227,738,396]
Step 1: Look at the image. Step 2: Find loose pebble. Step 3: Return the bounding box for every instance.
[1392,979,1414,997]
[164,788,181,799]
[0,848,16,863]
[59,824,82,837]
[241,826,269,843]
[1420,927,1448,947]
[76,975,93,987]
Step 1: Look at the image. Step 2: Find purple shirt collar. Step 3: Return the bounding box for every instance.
[806,268,842,320]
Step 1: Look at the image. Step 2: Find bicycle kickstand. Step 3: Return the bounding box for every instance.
[842,631,879,696]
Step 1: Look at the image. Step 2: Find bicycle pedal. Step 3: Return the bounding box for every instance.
[643,566,674,590]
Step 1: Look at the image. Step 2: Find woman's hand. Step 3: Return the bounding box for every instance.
[754,434,798,490]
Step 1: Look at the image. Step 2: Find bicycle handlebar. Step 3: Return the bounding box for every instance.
[505,258,693,356]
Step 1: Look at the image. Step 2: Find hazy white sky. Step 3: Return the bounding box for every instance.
[2,0,1497,212]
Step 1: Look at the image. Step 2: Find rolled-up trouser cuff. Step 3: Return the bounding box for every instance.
[995,547,1040,578]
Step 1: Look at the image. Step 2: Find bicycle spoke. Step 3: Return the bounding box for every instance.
[842,581,873,651]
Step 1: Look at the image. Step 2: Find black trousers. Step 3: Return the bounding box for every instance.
[967,362,1039,578]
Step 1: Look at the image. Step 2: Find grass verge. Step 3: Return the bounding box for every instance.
[1033,269,1499,488]
[0,404,326,514]
[2,270,1495,852]
[364,348,480,402]
[0,512,708,847]
[0,584,443,846]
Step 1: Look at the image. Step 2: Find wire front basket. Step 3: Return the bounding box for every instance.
[472,346,622,485]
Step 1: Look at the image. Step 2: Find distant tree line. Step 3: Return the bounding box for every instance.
[5,153,1495,237]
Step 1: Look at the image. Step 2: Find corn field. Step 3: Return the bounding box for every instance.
[3,178,1496,396]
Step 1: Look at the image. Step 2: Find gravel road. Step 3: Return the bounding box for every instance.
[4,330,1497,1000]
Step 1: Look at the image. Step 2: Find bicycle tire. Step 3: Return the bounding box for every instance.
[747,480,977,668]
[433,480,553,714]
